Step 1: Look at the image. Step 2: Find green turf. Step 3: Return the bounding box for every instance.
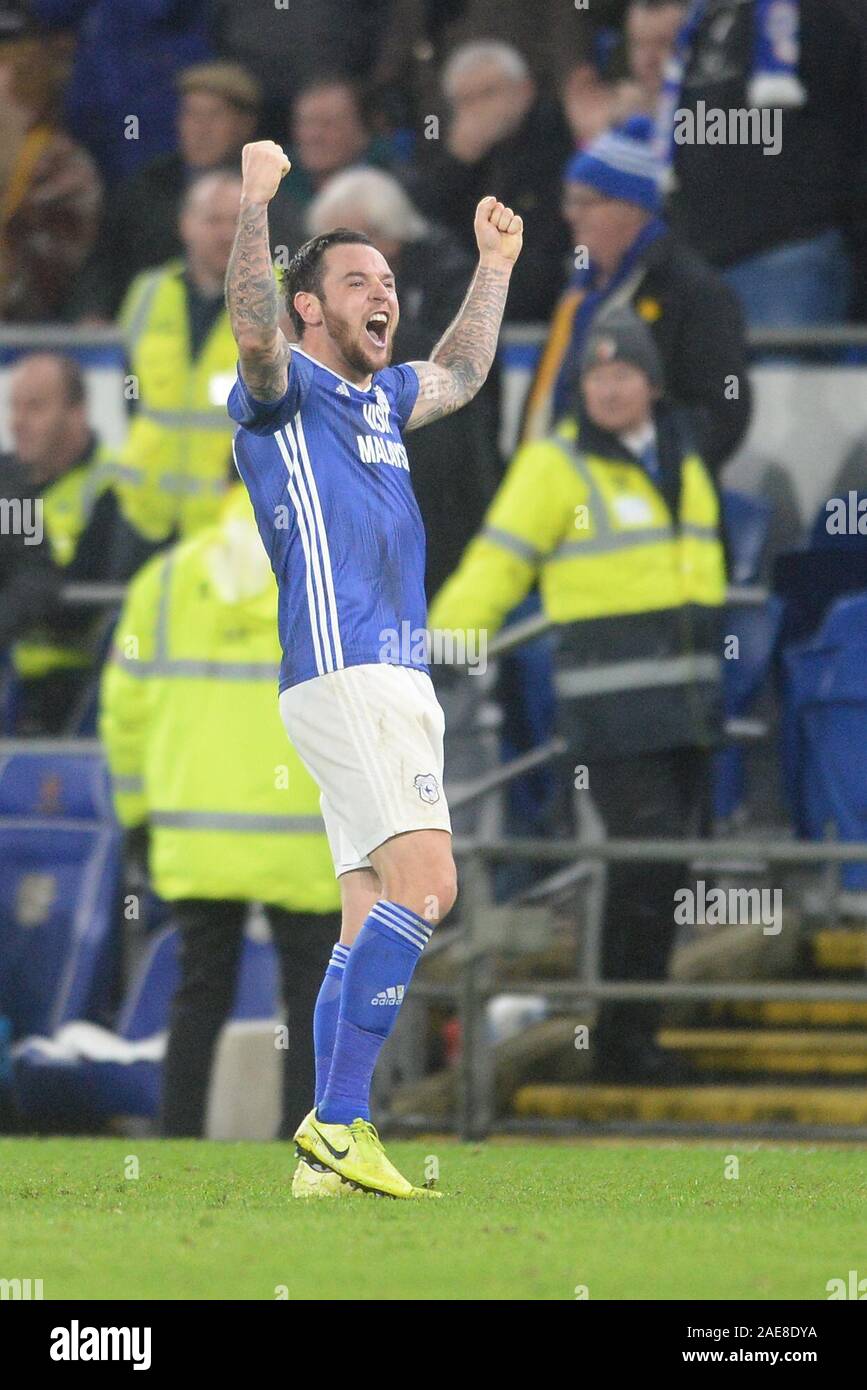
[1,1137,865,1300]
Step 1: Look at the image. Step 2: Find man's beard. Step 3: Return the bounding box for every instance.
[322,303,392,377]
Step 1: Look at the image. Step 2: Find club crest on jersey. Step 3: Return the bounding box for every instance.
[363,395,391,434]
[414,773,440,804]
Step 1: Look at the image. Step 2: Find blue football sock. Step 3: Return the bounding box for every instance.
[312,942,349,1108]
[317,902,432,1125]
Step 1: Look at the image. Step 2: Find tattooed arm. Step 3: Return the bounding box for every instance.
[406,196,523,431]
[225,141,292,401]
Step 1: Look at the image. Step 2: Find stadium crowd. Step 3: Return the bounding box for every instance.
[2,0,867,1124]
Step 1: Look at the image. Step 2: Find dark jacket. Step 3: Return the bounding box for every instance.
[669,0,867,303]
[619,232,752,472]
[395,225,505,597]
[532,229,752,471]
[70,153,189,321]
[410,98,574,325]
[211,0,393,107]
[0,439,153,655]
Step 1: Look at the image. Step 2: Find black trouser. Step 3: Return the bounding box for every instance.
[160,899,339,1138]
[587,747,711,1068]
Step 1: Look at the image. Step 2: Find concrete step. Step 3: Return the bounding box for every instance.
[706,999,867,1027]
[514,1083,867,1127]
[659,1027,867,1076]
[812,929,867,972]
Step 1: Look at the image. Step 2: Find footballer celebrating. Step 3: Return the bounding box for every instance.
[225,140,522,1199]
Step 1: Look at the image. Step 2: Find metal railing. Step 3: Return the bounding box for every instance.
[425,790,867,1141]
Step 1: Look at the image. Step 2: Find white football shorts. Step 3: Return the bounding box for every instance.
[278,662,452,876]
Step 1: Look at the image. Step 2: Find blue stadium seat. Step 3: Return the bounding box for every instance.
[713,596,783,821]
[780,641,831,836]
[722,596,784,715]
[781,592,867,886]
[798,648,867,890]
[0,750,113,820]
[722,489,773,584]
[0,822,121,1040]
[817,592,867,646]
[116,926,180,1042]
[12,928,279,1127]
[773,549,867,647]
[0,750,121,1044]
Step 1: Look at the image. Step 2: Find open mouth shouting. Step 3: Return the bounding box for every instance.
[365,311,390,348]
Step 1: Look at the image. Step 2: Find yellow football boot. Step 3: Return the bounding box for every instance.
[293,1109,441,1199]
[291,1152,361,1199]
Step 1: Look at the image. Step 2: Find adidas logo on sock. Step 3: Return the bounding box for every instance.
[371,985,405,1006]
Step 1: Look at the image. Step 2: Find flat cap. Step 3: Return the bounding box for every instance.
[178,61,262,113]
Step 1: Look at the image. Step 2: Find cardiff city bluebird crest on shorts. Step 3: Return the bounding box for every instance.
[414,773,440,804]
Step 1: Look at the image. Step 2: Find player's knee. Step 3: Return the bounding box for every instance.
[383,860,457,926]
[419,860,458,925]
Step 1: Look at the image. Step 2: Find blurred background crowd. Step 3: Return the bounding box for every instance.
[3,0,867,1139]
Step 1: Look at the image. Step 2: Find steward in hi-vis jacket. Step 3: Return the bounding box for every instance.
[100,487,340,1136]
[431,307,727,1083]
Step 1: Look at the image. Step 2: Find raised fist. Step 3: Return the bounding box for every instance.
[474,197,523,267]
[241,141,291,204]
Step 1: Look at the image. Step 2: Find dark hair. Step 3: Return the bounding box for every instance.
[293,73,369,121]
[283,229,374,337]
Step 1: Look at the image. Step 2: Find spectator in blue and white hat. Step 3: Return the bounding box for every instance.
[524,114,751,473]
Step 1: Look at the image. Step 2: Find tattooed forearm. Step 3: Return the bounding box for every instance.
[225,196,290,400]
[406,262,511,430]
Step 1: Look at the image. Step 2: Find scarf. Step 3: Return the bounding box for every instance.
[654,0,806,192]
[553,216,668,422]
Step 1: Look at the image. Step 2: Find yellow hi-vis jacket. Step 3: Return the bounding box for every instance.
[99,526,340,913]
[115,260,238,542]
[429,416,728,754]
[13,443,116,679]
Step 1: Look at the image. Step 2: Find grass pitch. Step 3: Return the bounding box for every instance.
[1,1137,864,1300]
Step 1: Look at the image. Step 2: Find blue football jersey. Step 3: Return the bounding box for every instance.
[228,347,426,691]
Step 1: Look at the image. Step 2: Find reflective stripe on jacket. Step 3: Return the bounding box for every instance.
[116,261,237,542]
[12,444,116,679]
[429,416,727,754]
